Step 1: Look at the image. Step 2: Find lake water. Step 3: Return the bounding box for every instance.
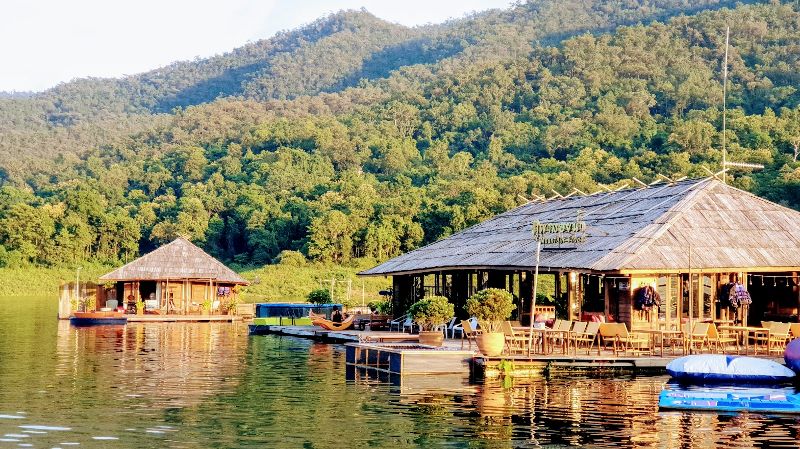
[1,296,799,448]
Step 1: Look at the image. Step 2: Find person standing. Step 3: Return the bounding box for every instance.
[331,306,343,323]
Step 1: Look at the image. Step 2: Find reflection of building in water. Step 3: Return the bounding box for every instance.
[55,321,247,408]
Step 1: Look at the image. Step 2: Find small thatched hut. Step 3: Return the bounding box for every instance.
[361,178,800,329]
[98,237,248,314]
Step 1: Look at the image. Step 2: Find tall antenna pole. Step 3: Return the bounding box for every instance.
[722,26,729,184]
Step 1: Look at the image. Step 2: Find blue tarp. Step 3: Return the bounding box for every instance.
[255,303,343,319]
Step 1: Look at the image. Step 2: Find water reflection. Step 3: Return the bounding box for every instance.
[54,320,247,407]
[1,296,800,448]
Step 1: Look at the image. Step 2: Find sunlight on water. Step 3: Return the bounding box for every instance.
[0,296,798,448]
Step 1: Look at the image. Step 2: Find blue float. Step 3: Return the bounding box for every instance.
[659,387,800,414]
[666,355,795,384]
[784,338,800,373]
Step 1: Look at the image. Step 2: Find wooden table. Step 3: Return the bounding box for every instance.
[718,325,769,355]
[636,329,684,357]
[513,327,569,355]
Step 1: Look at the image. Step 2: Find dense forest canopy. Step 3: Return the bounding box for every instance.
[0,0,798,270]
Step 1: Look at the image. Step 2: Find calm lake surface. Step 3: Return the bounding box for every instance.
[1,296,799,448]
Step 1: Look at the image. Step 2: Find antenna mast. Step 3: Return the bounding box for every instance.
[722,26,729,184]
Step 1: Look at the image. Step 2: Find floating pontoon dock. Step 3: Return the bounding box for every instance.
[345,343,474,375]
[247,325,731,377]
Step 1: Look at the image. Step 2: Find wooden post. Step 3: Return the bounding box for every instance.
[604,277,612,323]
[555,272,562,309]
[566,272,576,321]
[696,273,703,321]
[527,240,542,354]
[795,271,799,319]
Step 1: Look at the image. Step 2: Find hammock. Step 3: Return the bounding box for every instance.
[311,315,355,331]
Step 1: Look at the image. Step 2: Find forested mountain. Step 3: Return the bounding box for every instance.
[0,0,752,179]
[0,0,798,271]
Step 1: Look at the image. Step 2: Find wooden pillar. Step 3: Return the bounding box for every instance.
[617,275,632,329]
[665,275,672,329]
[604,277,612,323]
[696,273,703,321]
[166,279,170,314]
[554,272,562,308]
[566,272,575,321]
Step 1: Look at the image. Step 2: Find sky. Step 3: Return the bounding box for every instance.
[1,0,514,93]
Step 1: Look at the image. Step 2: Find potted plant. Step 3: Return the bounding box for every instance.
[466,288,516,356]
[201,299,213,315]
[226,295,240,315]
[408,296,454,347]
[82,296,96,312]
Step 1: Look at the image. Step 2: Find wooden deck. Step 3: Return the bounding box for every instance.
[248,324,420,343]
[249,325,779,378]
[126,314,244,323]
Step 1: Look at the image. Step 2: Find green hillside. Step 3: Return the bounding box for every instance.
[0,0,752,180]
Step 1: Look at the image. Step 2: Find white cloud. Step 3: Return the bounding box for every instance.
[0,0,512,92]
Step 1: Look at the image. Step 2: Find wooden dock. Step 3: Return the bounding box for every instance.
[248,324,420,343]
[476,354,675,378]
[345,342,474,375]
[126,314,244,323]
[247,325,718,378]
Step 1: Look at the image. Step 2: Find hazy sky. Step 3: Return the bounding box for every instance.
[1,0,514,92]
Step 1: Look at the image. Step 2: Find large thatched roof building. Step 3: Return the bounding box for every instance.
[362,178,800,329]
[99,237,247,314]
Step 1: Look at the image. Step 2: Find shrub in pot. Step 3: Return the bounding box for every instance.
[408,296,454,347]
[466,288,516,356]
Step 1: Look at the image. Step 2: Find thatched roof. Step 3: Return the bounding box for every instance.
[361,178,800,276]
[99,237,249,284]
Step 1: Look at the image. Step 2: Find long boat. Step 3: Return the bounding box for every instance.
[69,311,128,326]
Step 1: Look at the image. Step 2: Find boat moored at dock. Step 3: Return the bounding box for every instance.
[69,311,128,326]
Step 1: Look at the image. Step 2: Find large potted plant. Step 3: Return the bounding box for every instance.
[408,296,454,347]
[466,288,516,356]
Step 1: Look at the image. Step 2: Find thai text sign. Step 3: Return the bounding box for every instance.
[531,213,587,245]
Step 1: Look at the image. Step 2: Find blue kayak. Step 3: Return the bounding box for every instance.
[659,388,800,414]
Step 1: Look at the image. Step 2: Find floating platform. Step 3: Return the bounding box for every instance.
[476,353,675,378]
[69,311,127,326]
[248,325,420,343]
[126,314,243,323]
[345,342,474,375]
[659,388,800,414]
